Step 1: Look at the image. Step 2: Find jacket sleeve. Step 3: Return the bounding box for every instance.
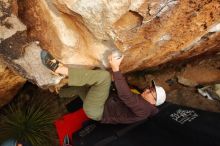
[112,71,149,116]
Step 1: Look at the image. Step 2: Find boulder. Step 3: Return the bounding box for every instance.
[0,60,26,107]
[215,84,220,97]
[17,0,220,72]
[0,0,64,107]
[0,0,220,107]
[0,0,26,107]
[177,58,220,87]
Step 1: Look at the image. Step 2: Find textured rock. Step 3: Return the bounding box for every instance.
[215,84,220,97]
[0,0,64,107]
[0,14,26,39]
[1,0,65,85]
[167,85,220,113]
[53,0,145,40]
[16,0,220,73]
[13,42,65,87]
[0,61,6,73]
[177,58,220,87]
[0,61,26,107]
[127,54,220,90]
[0,0,220,109]
[0,0,26,107]
[113,0,220,72]
[0,0,220,92]
[18,0,117,68]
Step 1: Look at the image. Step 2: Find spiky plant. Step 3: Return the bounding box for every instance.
[0,88,60,146]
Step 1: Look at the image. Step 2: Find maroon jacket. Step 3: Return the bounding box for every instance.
[101,71,158,124]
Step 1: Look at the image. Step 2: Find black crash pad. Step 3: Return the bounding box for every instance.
[73,102,220,146]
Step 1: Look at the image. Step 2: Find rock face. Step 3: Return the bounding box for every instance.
[177,63,220,87]
[0,61,26,107]
[0,0,64,107]
[1,0,65,86]
[17,0,220,72]
[0,0,220,106]
[127,54,220,91]
[0,0,26,106]
[17,0,111,68]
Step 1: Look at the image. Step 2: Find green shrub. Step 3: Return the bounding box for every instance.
[0,90,60,146]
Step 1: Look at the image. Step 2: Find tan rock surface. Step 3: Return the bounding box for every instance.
[0,0,26,107]
[177,56,220,87]
[18,0,115,67]
[0,0,64,107]
[0,61,26,107]
[53,0,145,40]
[1,0,65,84]
[17,0,220,73]
[127,53,220,90]
[113,0,220,72]
[1,0,220,107]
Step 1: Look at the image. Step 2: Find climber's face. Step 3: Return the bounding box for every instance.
[141,87,156,105]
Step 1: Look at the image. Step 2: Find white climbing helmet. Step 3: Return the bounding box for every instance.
[151,80,166,106]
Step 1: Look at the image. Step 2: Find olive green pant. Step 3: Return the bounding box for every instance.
[59,68,111,121]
